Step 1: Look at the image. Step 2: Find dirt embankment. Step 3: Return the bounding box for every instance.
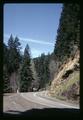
[48,50,80,103]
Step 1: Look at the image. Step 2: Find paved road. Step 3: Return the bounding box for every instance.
[3,93,46,114]
[3,92,79,114]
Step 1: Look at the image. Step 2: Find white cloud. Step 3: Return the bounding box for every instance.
[4,34,54,46]
[21,37,54,45]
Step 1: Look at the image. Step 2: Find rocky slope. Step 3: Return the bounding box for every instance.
[48,50,80,104]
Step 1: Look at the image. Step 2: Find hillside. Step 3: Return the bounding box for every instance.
[48,50,80,103]
[47,3,80,103]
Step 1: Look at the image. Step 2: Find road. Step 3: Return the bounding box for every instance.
[3,91,79,114]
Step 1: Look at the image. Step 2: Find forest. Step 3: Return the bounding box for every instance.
[3,3,80,102]
[3,36,53,92]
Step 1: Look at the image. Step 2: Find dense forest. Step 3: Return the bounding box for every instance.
[3,3,80,102]
[3,37,52,92]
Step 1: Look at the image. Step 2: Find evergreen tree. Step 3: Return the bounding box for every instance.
[3,43,11,92]
[30,60,40,91]
[54,4,80,64]
[19,44,34,92]
[33,53,50,89]
[3,65,11,93]
[8,35,21,74]
[3,43,9,65]
[43,55,50,88]
[3,35,21,93]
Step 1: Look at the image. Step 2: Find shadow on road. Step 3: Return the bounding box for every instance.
[3,108,80,118]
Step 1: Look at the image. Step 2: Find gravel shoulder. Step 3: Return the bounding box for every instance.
[36,91,80,108]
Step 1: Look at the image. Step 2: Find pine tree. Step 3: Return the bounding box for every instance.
[3,43,11,92]
[33,53,50,90]
[19,44,34,92]
[43,55,50,88]
[30,60,40,91]
[8,35,21,74]
[3,65,11,93]
[54,4,80,64]
[5,35,21,92]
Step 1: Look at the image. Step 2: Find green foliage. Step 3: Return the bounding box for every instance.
[3,35,21,92]
[3,43,9,65]
[30,60,40,91]
[19,44,34,92]
[7,35,21,74]
[3,66,11,93]
[33,53,50,89]
[3,43,11,92]
[54,3,80,63]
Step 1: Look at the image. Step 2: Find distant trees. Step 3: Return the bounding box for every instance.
[33,53,50,90]
[4,35,43,93]
[30,60,40,91]
[7,35,21,74]
[3,66,12,93]
[4,35,36,93]
[3,35,22,92]
[3,44,11,92]
[19,44,34,92]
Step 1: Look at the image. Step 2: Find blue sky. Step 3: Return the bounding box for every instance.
[4,3,63,58]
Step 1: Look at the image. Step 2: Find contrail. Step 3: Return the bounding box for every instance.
[4,34,54,46]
